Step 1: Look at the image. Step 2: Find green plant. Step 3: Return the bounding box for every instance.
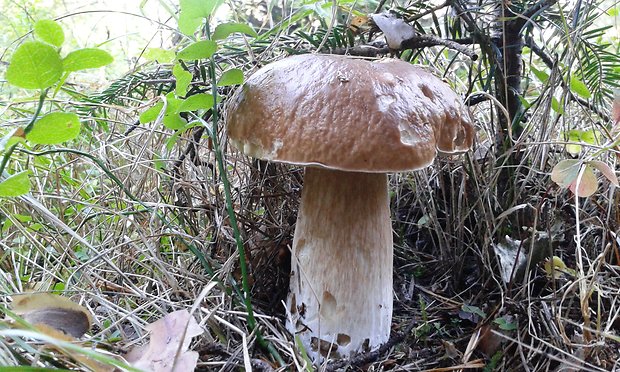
[0,19,112,197]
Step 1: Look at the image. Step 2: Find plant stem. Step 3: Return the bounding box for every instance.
[0,89,47,177]
[205,24,284,365]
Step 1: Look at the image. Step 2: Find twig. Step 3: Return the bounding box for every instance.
[401,33,478,60]
[328,34,478,60]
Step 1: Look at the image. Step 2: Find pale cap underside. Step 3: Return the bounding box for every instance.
[226,54,474,172]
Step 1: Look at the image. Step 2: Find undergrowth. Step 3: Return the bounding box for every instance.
[1,0,619,371]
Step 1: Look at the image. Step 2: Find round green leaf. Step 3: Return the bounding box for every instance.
[177,41,218,60]
[6,41,63,89]
[34,19,65,47]
[139,102,164,124]
[173,63,192,97]
[144,48,175,63]
[212,23,257,40]
[27,112,81,145]
[63,48,113,72]
[569,77,591,99]
[178,93,215,112]
[217,69,244,87]
[0,171,31,197]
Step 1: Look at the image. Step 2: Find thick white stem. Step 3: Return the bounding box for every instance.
[286,167,393,360]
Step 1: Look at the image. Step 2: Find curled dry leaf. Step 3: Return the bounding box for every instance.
[567,165,598,197]
[369,13,416,49]
[589,160,619,187]
[12,293,93,338]
[126,310,203,372]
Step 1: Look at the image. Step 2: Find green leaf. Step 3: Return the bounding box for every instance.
[212,22,257,40]
[493,316,517,331]
[178,93,215,112]
[551,96,564,114]
[26,112,81,145]
[139,102,164,124]
[178,0,225,35]
[163,113,187,130]
[34,19,65,47]
[173,63,192,97]
[143,48,175,62]
[177,40,218,60]
[181,0,224,19]
[217,68,244,86]
[569,77,592,99]
[530,65,549,83]
[63,48,113,72]
[0,171,31,197]
[564,129,582,154]
[580,129,600,145]
[6,41,63,89]
[461,304,486,318]
[178,11,204,36]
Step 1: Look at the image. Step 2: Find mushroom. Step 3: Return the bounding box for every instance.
[226,54,474,360]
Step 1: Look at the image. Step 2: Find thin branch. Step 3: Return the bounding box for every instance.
[401,33,478,60]
[407,1,451,22]
[517,0,558,30]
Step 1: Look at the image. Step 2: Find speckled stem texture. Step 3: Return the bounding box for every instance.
[286,167,393,360]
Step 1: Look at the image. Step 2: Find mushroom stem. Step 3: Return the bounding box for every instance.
[286,166,393,360]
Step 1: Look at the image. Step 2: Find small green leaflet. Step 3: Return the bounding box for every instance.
[178,0,225,35]
[569,77,591,99]
[139,102,164,124]
[530,65,549,83]
[178,93,216,112]
[63,48,113,72]
[143,48,175,63]
[6,41,63,89]
[180,0,225,18]
[173,63,192,97]
[493,316,517,331]
[177,40,218,60]
[27,112,81,145]
[0,171,31,197]
[212,23,257,40]
[34,19,65,47]
[217,69,244,86]
[461,304,486,318]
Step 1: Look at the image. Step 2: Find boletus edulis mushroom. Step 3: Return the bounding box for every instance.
[226,54,474,360]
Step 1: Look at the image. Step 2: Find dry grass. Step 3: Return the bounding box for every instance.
[1,86,619,370]
[1,1,620,371]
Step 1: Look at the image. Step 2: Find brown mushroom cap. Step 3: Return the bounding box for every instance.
[226,54,474,172]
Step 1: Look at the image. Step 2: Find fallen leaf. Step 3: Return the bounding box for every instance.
[126,310,202,372]
[567,165,598,197]
[589,160,619,187]
[12,293,92,338]
[369,13,416,49]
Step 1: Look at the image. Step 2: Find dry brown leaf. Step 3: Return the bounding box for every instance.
[13,293,93,338]
[126,310,203,372]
